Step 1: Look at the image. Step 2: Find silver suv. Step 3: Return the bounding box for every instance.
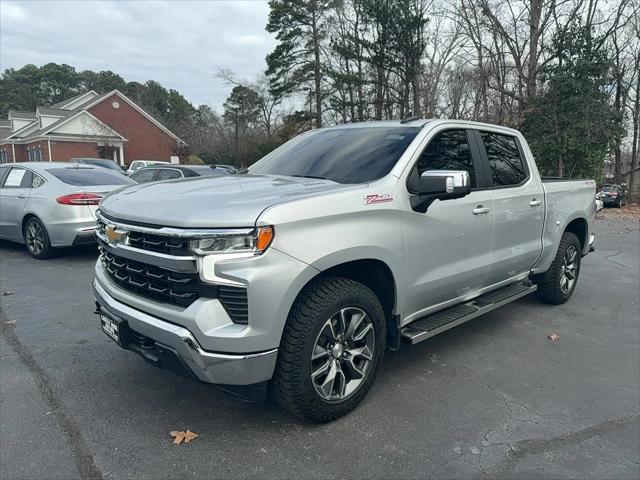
[93,119,595,422]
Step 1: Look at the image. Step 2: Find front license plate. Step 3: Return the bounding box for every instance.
[101,314,120,343]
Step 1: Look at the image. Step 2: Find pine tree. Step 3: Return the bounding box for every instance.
[522,24,624,179]
[266,0,335,127]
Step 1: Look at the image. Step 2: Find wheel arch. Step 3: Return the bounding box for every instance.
[21,213,41,242]
[564,217,588,252]
[285,257,399,348]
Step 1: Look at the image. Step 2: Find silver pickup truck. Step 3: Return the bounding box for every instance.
[93,119,596,422]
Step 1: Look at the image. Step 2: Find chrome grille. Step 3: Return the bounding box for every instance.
[100,249,249,323]
[96,217,190,256]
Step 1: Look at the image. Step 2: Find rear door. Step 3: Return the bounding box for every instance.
[0,167,33,240]
[473,130,545,284]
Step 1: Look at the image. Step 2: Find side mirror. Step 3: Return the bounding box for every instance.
[410,170,471,198]
[408,170,472,213]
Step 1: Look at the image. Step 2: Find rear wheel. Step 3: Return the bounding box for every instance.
[23,217,54,259]
[271,276,386,422]
[535,232,581,304]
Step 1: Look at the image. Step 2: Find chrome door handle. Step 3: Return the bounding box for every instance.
[17,194,27,199]
[529,199,542,206]
[472,206,490,215]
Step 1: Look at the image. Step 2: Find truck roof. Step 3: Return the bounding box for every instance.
[322,118,521,135]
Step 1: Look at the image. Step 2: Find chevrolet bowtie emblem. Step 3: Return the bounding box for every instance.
[105,224,127,244]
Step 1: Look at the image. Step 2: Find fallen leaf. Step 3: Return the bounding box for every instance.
[170,430,199,445]
[2,290,15,296]
[4,320,16,325]
[548,333,560,341]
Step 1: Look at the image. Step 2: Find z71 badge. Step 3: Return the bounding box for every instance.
[364,193,394,205]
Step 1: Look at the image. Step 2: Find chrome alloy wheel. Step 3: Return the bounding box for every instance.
[25,221,45,256]
[310,307,375,402]
[560,245,578,294]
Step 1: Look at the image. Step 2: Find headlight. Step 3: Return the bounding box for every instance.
[189,226,274,256]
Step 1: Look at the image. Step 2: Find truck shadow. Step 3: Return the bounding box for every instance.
[100,297,540,431]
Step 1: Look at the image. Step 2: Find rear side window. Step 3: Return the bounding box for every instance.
[480,132,526,186]
[415,129,477,188]
[130,169,158,183]
[156,169,182,180]
[2,168,33,188]
[46,168,134,186]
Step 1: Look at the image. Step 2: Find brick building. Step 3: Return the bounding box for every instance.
[0,90,185,165]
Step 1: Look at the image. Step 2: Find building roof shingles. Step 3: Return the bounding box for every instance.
[37,107,72,117]
[49,91,95,109]
[8,110,37,120]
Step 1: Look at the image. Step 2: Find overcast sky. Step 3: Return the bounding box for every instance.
[0,0,277,108]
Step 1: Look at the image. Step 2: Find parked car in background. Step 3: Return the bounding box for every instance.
[0,162,134,258]
[216,164,238,174]
[94,119,596,422]
[126,160,171,174]
[595,194,604,211]
[599,184,627,208]
[129,165,231,183]
[73,158,127,174]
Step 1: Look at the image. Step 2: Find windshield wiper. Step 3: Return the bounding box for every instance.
[290,174,329,180]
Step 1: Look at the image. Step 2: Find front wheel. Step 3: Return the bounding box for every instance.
[535,232,581,304]
[271,276,386,422]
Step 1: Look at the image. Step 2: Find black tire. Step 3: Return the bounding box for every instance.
[23,217,54,259]
[535,232,581,305]
[271,276,386,423]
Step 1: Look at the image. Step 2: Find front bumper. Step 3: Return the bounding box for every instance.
[93,280,278,386]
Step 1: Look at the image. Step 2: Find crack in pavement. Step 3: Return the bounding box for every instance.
[0,307,102,480]
[457,369,639,478]
[490,413,640,477]
[602,250,633,270]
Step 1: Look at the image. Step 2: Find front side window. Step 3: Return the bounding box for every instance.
[414,129,477,187]
[480,132,526,186]
[249,126,421,184]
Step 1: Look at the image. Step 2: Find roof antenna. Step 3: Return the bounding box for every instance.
[400,112,419,124]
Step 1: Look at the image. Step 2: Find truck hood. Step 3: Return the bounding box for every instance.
[99,174,353,227]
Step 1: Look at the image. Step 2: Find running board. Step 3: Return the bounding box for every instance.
[401,282,537,345]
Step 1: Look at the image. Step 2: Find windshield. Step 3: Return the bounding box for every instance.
[248,126,421,183]
[47,168,135,186]
[601,185,615,192]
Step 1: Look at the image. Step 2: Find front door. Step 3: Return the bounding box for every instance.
[0,167,33,240]
[402,128,494,324]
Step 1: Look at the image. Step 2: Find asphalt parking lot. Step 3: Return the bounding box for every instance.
[1,214,639,480]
